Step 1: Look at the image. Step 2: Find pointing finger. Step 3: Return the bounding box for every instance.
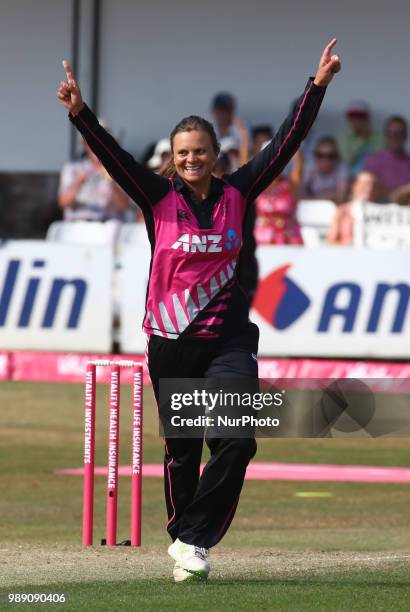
[325,38,337,52]
[62,59,74,81]
[320,38,337,66]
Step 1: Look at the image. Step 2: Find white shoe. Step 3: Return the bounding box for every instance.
[173,562,199,582]
[168,538,210,581]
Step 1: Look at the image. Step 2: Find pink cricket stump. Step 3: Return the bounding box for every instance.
[82,362,96,546]
[131,364,144,546]
[106,363,121,546]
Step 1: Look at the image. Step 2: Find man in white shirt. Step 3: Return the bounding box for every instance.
[58,139,129,222]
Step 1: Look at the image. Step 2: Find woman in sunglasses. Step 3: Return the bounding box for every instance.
[304,136,348,203]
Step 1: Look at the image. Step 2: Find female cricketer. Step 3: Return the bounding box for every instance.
[57,39,341,582]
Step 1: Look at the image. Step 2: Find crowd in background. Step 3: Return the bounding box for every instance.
[58,93,410,248]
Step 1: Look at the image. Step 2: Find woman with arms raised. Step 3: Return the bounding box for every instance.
[57,39,340,582]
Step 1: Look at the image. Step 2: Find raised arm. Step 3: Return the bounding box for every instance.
[56,61,169,214]
[227,39,341,202]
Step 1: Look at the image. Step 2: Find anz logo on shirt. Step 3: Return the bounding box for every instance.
[171,229,241,253]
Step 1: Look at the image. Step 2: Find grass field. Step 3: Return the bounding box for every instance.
[1,381,410,610]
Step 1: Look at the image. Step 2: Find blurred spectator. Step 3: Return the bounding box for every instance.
[364,116,410,201]
[58,134,129,222]
[303,136,349,203]
[251,115,302,182]
[391,183,410,206]
[211,92,250,170]
[251,125,273,157]
[327,170,379,245]
[211,92,240,143]
[147,138,172,174]
[255,147,304,245]
[338,101,383,177]
[219,136,240,170]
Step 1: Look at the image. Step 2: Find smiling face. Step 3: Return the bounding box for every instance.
[172,130,218,188]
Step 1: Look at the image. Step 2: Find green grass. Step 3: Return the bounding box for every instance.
[1,381,409,610]
[3,570,410,612]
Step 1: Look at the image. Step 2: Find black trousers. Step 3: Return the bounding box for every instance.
[147,323,259,548]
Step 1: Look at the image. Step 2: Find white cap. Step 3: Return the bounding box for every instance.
[148,138,172,169]
[219,136,240,154]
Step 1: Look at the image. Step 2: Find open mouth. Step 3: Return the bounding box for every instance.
[184,165,203,175]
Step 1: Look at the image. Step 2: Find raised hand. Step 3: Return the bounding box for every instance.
[314,38,341,87]
[56,60,84,115]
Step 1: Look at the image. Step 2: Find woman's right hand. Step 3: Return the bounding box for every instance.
[56,60,84,116]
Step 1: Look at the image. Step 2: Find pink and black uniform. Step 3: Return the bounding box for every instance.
[70,78,326,548]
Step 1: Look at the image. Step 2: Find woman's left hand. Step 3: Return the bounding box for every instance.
[314,38,341,87]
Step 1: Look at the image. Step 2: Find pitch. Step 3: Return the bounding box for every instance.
[1,381,409,610]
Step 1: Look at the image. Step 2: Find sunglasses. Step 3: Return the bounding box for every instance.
[315,151,338,160]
